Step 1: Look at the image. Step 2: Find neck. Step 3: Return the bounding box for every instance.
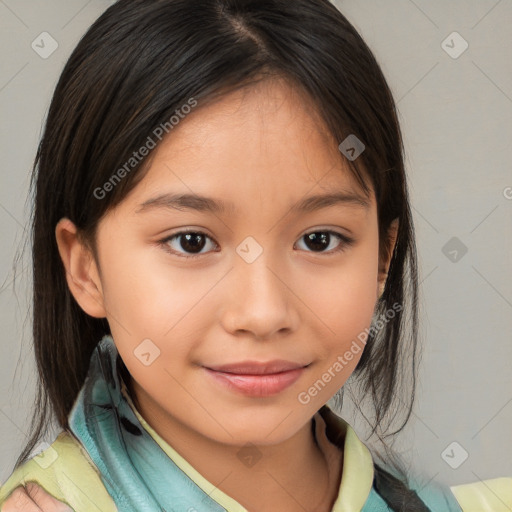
[127,378,342,512]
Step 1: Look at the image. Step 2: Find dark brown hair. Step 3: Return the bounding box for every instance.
[15,0,422,508]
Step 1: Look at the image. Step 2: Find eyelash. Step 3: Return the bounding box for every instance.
[159,229,355,259]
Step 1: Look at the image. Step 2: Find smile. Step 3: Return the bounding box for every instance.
[203,367,307,397]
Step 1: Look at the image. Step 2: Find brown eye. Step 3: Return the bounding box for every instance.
[296,231,354,254]
[162,231,217,257]
[178,233,207,253]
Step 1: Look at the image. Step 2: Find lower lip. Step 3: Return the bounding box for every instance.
[204,367,306,397]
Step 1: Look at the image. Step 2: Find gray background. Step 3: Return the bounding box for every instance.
[1,0,511,492]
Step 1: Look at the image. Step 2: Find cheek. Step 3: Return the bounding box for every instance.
[100,248,201,401]
[303,239,379,335]
[97,242,224,390]
[296,240,379,395]
[99,242,214,337]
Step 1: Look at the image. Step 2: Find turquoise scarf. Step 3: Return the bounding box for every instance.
[69,335,230,511]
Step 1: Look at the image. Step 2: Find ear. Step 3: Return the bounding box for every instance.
[377,218,399,299]
[55,218,107,318]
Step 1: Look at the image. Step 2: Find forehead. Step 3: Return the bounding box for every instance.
[124,77,374,212]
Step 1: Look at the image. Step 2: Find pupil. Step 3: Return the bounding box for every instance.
[305,232,329,251]
[181,233,205,253]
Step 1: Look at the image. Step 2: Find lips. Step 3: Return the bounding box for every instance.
[205,359,310,375]
[203,360,311,397]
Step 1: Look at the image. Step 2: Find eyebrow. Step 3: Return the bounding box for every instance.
[135,190,371,215]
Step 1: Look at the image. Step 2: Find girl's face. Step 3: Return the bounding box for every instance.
[59,77,394,447]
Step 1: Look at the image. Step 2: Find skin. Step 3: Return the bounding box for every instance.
[4,77,397,512]
[1,483,73,511]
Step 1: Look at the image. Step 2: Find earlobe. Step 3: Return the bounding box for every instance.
[55,218,107,318]
[377,218,399,298]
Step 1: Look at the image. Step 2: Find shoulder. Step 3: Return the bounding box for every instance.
[449,476,512,512]
[0,431,117,512]
[383,468,512,512]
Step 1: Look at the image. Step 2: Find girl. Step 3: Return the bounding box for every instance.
[0,1,509,511]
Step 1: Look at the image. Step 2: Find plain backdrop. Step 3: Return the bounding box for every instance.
[1,0,511,490]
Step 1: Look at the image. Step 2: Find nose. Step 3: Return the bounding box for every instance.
[220,253,299,340]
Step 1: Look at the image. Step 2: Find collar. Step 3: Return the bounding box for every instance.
[69,334,375,511]
[122,386,375,511]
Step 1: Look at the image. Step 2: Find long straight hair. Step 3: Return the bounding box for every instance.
[17,0,420,505]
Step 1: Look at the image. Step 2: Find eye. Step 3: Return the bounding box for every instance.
[295,230,354,254]
[160,229,354,259]
[160,230,218,258]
